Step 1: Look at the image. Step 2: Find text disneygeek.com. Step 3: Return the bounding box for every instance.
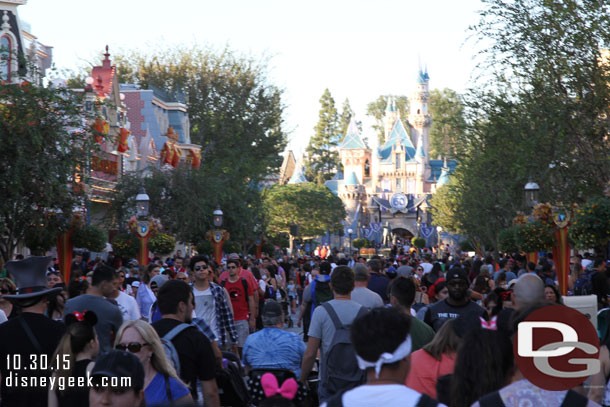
[4,372,132,391]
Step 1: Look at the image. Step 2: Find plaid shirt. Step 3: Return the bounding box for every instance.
[209,282,238,346]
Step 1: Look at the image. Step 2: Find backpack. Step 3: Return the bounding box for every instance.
[574,269,595,295]
[221,278,250,306]
[320,302,369,398]
[161,323,191,374]
[310,278,333,318]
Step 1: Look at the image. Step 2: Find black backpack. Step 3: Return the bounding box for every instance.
[215,351,251,407]
[320,302,368,399]
[309,278,333,318]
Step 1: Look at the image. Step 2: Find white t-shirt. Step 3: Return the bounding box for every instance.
[115,290,141,321]
[321,384,446,407]
[194,286,218,339]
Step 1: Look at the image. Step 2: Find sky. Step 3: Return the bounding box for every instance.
[19,0,484,157]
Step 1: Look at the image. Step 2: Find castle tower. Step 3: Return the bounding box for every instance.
[408,67,432,166]
[383,97,400,143]
[339,116,371,185]
[339,171,365,232]
[415,133,426,194]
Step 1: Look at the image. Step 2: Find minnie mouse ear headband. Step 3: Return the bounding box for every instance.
[65,310,98,327]
[428,278,446,298]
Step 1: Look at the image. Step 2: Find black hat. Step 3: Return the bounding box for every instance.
[91,350,145,391]
[4,256,62,299]
[261,300,282,319]
[446,268,469,285]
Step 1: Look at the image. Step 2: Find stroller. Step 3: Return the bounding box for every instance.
[277,287,294,328]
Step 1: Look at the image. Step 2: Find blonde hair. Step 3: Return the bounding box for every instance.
[421,319,462,360]
[114,320,186,387]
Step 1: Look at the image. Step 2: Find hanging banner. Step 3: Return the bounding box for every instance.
[370,222,382,233]
[420,223,434,239]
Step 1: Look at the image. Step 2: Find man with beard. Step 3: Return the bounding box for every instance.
[152,280,220,407]
[424,268,484,332]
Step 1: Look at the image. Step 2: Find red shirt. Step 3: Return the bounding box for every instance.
[219,269,258,294]
[222,278,253,321]
[405,349,456,399]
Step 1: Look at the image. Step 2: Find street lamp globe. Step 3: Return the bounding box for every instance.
[347,228,353,235]
[524,180,540,208]
[213,206,223,228]
[436,226,443,233]
[135,187,150,218]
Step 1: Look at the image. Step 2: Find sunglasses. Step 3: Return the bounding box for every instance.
[115,342,148,353]
[227,266,237,269]
[0,288,10,294]
[177,277,188,281]
[194,265,208,271]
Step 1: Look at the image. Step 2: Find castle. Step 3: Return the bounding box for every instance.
[292,68,457,244]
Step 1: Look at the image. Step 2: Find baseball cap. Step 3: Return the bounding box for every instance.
[446,268,469,284]
[91,350,145,391]
[261,300,282,318]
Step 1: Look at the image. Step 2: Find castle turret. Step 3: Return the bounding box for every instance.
[408,67,432,166]
[383,97,399,143]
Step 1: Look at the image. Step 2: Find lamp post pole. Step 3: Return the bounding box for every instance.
[135,187,151,266]
[348,228,353,256]
[206,206,229,264]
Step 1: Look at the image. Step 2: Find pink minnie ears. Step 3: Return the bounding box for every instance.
[261,373,298,400]
[480,315,498,330]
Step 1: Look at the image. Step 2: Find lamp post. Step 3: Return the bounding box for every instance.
[436,226,443,260]
[524,180,540,209]
[348,228,353,255]
[206,205,229,264]
[134,187,152,266]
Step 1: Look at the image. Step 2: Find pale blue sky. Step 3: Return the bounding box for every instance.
[19,0,483,155]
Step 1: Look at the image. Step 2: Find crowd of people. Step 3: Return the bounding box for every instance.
[0,247,608,407]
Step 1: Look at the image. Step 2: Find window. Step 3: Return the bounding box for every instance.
[396,178,402,192]
[0,36,11,81]
[395,153,401,170]
[382,179,391,192]
[364,160,370,177]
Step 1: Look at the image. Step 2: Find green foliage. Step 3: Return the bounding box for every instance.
[0,80,101,261]
[459,240,475,253]
[223,241,241,255]
[147,233,176,255]
[428,88,467,159]
[24,225,59,256]
[114,46,286,186]
[111,233,139,258]
[196,240,213,256]
[569,197,610,250]
[411,237,426,249]
[263,183,346,239]
[109,167,264,250]
[366,95,409,145]
[72,225,107,252]
[515,221,556,253]
[304,89,341,184]
[352,238,370,249]
[497,226,520,254]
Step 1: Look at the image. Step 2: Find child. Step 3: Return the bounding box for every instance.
[287,279,297,313]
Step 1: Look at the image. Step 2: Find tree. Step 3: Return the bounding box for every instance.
[304,89,341,184]
[469,0,610,198]
[428,88,467,159]
[366,95,409,145]
[262,183,346,239]
[113,45,287,186]
[0,81,100,261]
